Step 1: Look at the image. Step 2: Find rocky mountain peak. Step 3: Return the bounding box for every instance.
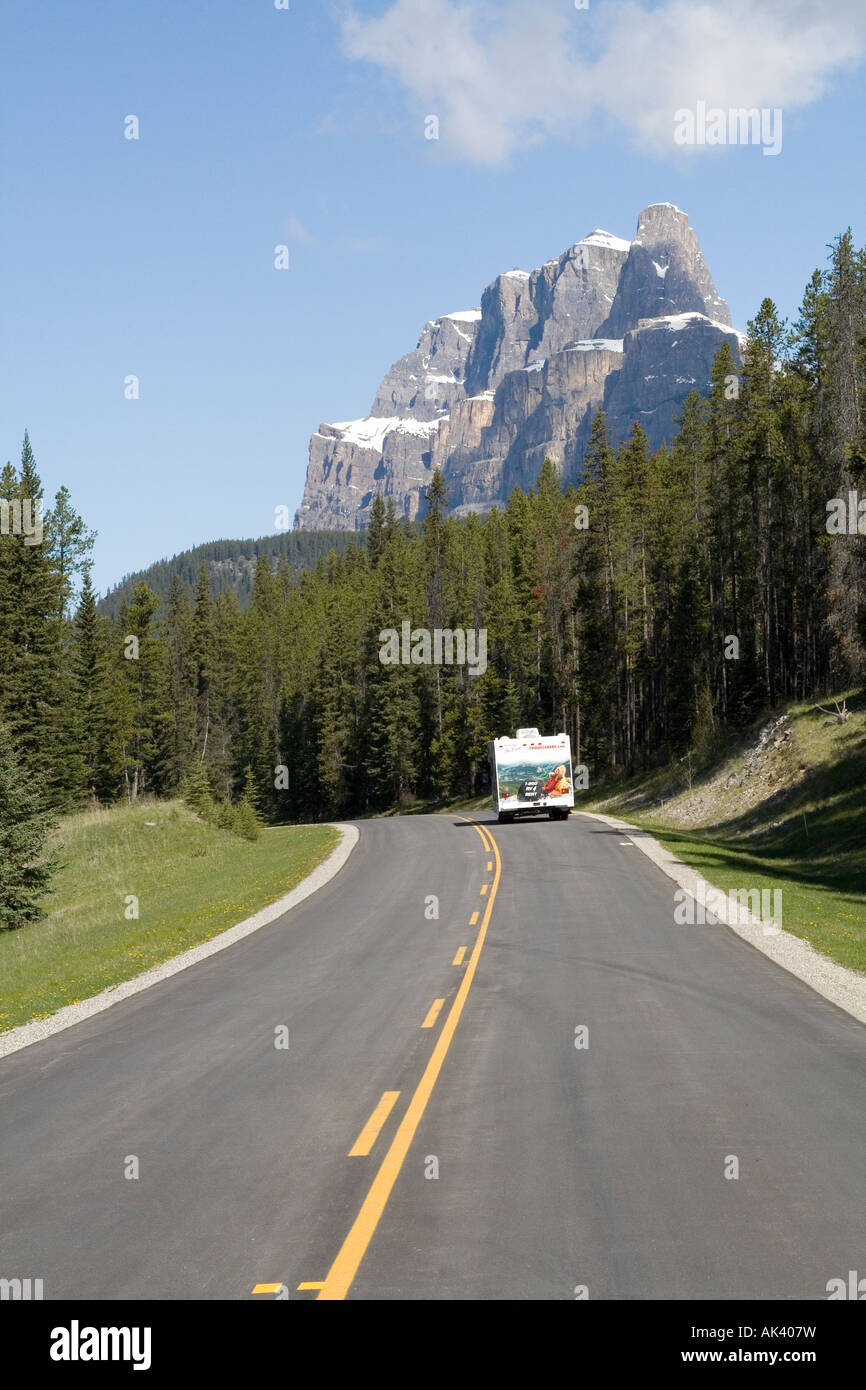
[370,311,481,423]
[634,202,691,242]
[597,204,731,338]
[295,205,740,532]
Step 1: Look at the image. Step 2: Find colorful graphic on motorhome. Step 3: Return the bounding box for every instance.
[494,753,573,804]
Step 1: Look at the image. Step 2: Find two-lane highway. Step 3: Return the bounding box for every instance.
[1,813,865,1300]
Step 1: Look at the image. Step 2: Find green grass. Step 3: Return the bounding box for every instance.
[0,800,337,1033]
[586,690,866,974]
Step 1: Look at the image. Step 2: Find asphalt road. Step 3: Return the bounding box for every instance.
[1,812,865,1301]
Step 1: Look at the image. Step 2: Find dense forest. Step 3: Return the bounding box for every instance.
[1,231,864,925]
[99,529,357,620]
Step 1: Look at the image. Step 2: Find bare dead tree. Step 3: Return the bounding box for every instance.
[813,697,850,723]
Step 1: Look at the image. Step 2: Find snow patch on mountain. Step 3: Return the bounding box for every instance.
[580,229,631,252]
[567,338,624,353]
[651,311,746,343]
[329,416,443,452]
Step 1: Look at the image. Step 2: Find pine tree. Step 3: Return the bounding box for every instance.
[191,563,215,763]
[0,719,56,930]
[312,593,359,817]
[823,232,866,681]
[236,764,262,840]
[420,468,453,796]
[48,484,96,619]
[657,394,710,754]
[576,411,619,769]
[367,493,387,567]
[612,423,652,769]
[234,557,283,816]
[361,518,421,809]
[790,269,833,695]
[0,437,64,787]
[180,760,216,819]
[73,573,115,798]
[161,575,197,791]
[115,582,166,800]
[208,588,241,799]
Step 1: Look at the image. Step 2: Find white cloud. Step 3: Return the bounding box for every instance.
[284,214,316,244]
[340,0,866,165]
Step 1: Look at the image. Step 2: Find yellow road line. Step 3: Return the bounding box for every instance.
[421,998,445,1029]
[480,883,488,895]
[348,1090,400,1157]
[452,946,466,966]
[316,816,502,1301]
[252,1283,282,1294]
[469,910,479,926]
[297,1281,324,1291]
[487,860,493,871]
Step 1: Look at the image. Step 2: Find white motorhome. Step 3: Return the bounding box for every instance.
[489,728,575,823]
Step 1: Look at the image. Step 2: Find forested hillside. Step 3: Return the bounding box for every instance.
[1,232,864,903]
[99,530,356,619]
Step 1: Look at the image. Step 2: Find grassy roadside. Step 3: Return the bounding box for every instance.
[606,819,866,973]
[585,691,866,975]
[0,800,337,1033]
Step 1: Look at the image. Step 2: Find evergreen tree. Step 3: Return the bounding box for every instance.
[115,582,166,799]
[180,760,216,819]
[0,437,62,784]
[0,719,56,930]
[367,493,387,567]
[362,519,421,809]
[47,484,96,619]
[73,573,114,798]
[236,764,262,840]
[191,563,216,762]
[576,411,619,769]
[160,575,197,791]
[824,232,866,680]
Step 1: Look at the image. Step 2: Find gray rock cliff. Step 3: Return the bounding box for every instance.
[295,205,742,530]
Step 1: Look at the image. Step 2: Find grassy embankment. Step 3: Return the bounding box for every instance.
[585,690,866,974]
[0,800,337,1033]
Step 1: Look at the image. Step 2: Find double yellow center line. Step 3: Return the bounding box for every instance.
[313,816,501,1300]
[348,1090,401,1157]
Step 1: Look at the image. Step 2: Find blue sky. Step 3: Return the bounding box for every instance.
[3,0,865,595]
